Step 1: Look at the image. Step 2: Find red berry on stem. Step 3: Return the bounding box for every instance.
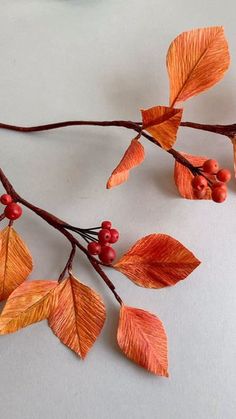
[101,220,112,229]
[98,228,111,244]
[191,175,208,191]
[212,188,227,203]
[212,181,227,192]
[216,168,231,183]
[87,241,101,255]
[109,228,119,243]
[4,203,22,220]
[0,194,13,205]
[202,159,219,174]
[99,246,116,264]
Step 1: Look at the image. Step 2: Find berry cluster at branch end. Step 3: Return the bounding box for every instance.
[87,220,119,264]
[0,194,23,219]
[191,159,231,203]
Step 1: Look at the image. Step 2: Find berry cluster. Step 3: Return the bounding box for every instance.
[87,220,119,264]
[0,194,23,219]
[191,159,231,203]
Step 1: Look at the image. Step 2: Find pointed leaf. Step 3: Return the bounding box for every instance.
[174,152,213,199]
[114,234,200,288]
[49,275,106,358]
[117,305,168,376]
[167,26,230,106]
[0,227,33,301]
[0,280,57,334]
[141,106,183,150]
[107,139,145,189]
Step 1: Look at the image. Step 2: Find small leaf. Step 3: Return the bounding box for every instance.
[141,106,183,150]
[49,275,106,358]
[114,234,200,288]
[117,305,168,376]
[107,139,145,189]
[0,280,57,334]
[174,152,213,199]
[167,26,230,106]
[0,227,33,301]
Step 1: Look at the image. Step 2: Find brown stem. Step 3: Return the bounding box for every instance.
[180,121,236,136]
[58,244,76,282]
[0,118,207,175]
[0,168,122,304]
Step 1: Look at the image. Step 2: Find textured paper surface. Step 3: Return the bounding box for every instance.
[0,1,235,419]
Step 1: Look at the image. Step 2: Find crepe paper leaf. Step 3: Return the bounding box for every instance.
[106,139,145,189]
[174,152,214,199]
[167,26,230,106]
[114,234,200,289]
[0,226,33,301]
[48,275,106,358]
[117,305,168,377]
[141,106,183,150]
[0,280,57,334]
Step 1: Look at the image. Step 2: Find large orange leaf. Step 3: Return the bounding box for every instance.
[174,152,213,199]
[0,280,57,334]
[48,275,106,358]
[107,139,145,189]
[117,305,168,376]
[114,234,200,288]
[141,106,183,150]
[167,26,230,106]
[0,227,33,301]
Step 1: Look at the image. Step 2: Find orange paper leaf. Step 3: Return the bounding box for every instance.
[49,275,106,358]
[117,305,168,376]
[0,227,33,301]
[141,106,183,150]
[106,139,145,189]
[114,234,200,288]
[174,152,213,199]
[0,280,57,334]
[167,26,230,106]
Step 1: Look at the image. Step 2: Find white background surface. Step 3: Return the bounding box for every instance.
[0,1,235,418]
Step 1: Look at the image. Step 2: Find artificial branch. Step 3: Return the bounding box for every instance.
[0,117,229,175]
[0,168,123,305]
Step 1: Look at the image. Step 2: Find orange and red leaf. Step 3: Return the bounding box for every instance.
[167,26,230,106]
[49,275,106,358]
[0,280,57,334]
[117,305,168,376]
[107,139,145,189]
[114,234,200,288]
[0,227,33,301]
[141,106,183,150]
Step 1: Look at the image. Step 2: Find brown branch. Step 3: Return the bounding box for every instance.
[0,118,211,175]
[0,168,122,305]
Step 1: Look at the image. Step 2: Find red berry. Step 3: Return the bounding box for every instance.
[99,246,116,264]
[4,203,22,220]
[212,188,227,203]
[212,181,227,192]
[98,228,111,244]
[202,159,219,174]
[191,175,208,191]
[216,168,231,183]
[109,228,119,243]
[101,220,112,229]
[87,241,101,255]
[194,189,207,199]
[0,194,13,205]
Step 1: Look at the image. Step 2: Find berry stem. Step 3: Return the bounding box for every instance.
[0,168,123,305]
